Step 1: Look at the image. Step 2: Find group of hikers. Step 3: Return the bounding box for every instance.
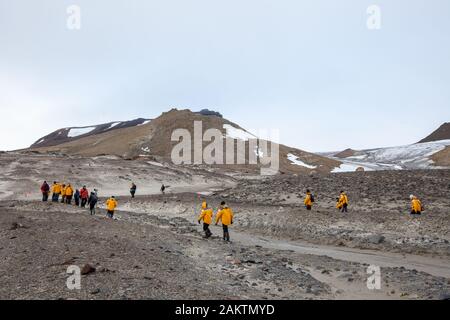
[198,200,234,241]
[303,189,349,213]
[40,179,423,243]
[40,181,118,218]
[303,189,423,215]
[40,181,168,218]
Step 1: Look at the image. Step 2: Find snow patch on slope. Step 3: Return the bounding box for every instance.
[105,122,120,130]
[223,124,256,141]
[137,120,151,126]
[287,153,317,169]
[332,163,373,173]
[67,127,96,138]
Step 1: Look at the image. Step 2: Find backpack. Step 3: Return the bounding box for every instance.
[310,194,315,203]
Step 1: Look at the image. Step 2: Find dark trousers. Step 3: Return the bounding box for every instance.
[107,210,114,218]
[61,196,66,203]
[306,205,312,211]
[222,225,230,241]
[203,223,212,238]
[74,197,80,206]
[52,193,60,202]
[65,195,72,204]
[341,203,348,213]
[130,191,135,198]
[411,210,421,215]
[90,204,96,215]
[81,198,87,207]
[42,192,49,202]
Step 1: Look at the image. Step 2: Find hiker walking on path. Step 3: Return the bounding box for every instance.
[198,202,213,238]
[410,195,423,215]
[106,196,118,218]
[51,181,61,202]
[215,201,234,242]
[304,189,314,211]
[88,191,98,215]
[336,191,349,213]
[61,184,67,203]
[74,189,80,206]
[65,184,74,204]
[40,181,50,202]
[130,183,137,198]
[80,186,89,207]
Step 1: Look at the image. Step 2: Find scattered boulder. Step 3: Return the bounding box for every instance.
[90,288,101,295]
[355,167,365,172]
[309,170,317,177]
[367,234,385,244]
[10,222,28,230]
[81,264,96,275]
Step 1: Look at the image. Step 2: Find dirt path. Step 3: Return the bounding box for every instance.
[226,229,450,278]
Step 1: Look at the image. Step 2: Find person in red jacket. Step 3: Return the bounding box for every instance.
[80,186,89,208]
[40,181,50,202]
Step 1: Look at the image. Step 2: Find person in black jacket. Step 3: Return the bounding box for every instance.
[74,189,80,206]
[130,183,137,198]
[88,192,98,215]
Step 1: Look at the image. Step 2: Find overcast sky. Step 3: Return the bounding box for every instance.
[1,0,449,152]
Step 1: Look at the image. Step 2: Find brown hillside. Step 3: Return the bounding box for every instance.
[30,118,150,148]
[431,146,450,167]
[29,109,340,174]
[333,148,356,158]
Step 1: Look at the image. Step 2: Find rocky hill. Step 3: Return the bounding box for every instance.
[27,109,340,174]
[419,123,450,143]
[30,118,151,148]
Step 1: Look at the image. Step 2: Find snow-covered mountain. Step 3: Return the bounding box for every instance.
[30,118,151,148]
[329,140,450,172]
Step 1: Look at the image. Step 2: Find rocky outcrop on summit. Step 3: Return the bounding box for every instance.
[419,123,450,143]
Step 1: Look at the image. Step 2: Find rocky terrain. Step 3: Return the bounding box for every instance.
[1,199,449,300]
[0,155,449,299]
[0,152,235,201]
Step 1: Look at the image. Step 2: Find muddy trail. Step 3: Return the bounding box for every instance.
[1,200,449,300]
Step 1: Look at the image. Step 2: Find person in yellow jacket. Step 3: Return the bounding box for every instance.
[51,181,62,202]
[410,195,422,215]
[215,201,234,242]
[304,189,314,210]
[198,202,213,238]
[106,196,118,218]
[60,184,66,203]
[65,184,74,204]
[336,191,349,213]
